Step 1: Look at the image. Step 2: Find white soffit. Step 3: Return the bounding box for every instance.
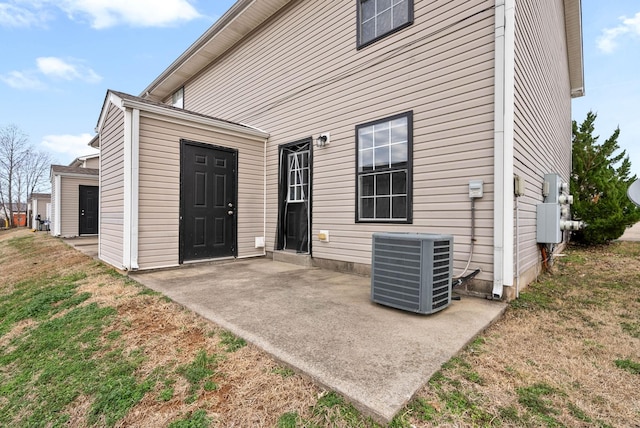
[564,0,585,97]
[142,0,293,102]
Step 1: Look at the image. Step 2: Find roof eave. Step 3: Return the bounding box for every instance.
[565,0,585,98]
[140,0,292,102]
[88,135,99,149]
[96,90,124,134]
[120,97,270,140]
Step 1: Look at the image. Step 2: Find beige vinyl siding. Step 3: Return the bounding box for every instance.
[513,0,572,276]
[32,196,50,227]
[100,105,125,268]
[184,0,496,279]
[137,114,264,270]
[84,157,99,169]
[59,176,98,237]
[36,198,49,220]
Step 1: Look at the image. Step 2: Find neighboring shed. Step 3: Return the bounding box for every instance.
[50,165,99,237]
[28,193,51,230]
[94,90,269,271]
[1,203,28,227]
[69,153,100,169]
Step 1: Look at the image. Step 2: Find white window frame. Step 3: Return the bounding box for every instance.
[287,151,309,203]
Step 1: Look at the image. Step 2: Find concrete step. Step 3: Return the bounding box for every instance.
[272,251,312,268]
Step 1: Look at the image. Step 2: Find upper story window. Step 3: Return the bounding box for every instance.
[356,111,413,223]
[357,0,414,48]
[171,87,184,109]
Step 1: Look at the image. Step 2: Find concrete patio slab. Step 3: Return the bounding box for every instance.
[619,221,640,241]
[131,259,506,422]
[62,236,99,258]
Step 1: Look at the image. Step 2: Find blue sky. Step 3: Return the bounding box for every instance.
[572,1,640,178]
[0,0,639,177]
[0,0,235,165]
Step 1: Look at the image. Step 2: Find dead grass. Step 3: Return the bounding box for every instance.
[1,229,639,427]
[400,242,640,427]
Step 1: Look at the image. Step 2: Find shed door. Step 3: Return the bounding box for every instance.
[79,185,99,235]
[181,141,237,262]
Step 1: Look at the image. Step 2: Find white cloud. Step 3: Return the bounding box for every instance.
[0,57,101,90]
[0,0,201,29]
[0,3,47,28]
[40,133,99,162]
[597,12,640,53]
[36,57,102,83]
[55,0,202,29]
[0,70,45,90]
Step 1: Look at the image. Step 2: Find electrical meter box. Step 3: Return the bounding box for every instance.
[536,203,562,243]
[469,180,484,198]
[543,173,562,203]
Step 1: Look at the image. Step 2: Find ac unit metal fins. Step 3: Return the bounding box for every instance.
[371,233,454,315]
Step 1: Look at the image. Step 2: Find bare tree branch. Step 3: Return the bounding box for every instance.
[0,124,32,227]
[20,149,53,224]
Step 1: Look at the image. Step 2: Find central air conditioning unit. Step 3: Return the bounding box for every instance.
[371,232,454,314]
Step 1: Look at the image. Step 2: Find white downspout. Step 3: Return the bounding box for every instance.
[123,108,140,270]
[263,136,268,256]
[493,0,516,299]
[54,174,61,236]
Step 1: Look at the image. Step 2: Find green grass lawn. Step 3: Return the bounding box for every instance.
[1,230,639,427]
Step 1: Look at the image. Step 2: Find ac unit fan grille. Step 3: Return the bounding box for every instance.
[372,237,422,311]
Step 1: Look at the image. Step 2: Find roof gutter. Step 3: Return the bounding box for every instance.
[141,0,253,99]
[50,171,99,180]
[141,0,292,102]
[120,97,270,140]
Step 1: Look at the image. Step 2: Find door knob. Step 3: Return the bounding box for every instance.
[227,210,234,216]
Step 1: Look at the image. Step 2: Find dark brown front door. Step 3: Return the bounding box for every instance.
[180,140,237,262]
[79,185,98,235]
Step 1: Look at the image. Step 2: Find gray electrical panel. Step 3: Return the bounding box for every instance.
[537,173,584,244]
[537,203,562,244]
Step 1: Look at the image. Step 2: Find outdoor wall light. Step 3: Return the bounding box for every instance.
[315,133,330,147]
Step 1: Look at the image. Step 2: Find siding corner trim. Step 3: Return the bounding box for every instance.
[123,108,140,271]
